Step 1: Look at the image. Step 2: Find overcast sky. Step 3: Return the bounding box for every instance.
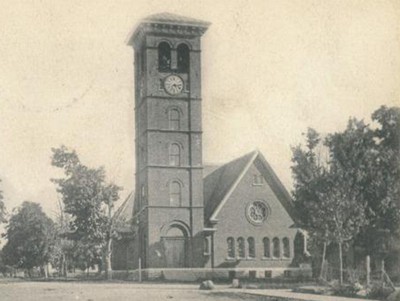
[0,0,399,224]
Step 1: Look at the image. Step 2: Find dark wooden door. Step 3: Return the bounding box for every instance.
[163,237,186,268]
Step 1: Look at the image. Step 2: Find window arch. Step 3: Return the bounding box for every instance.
[273,237,280,258]
[169,181,181,207]
[283,237,290,258]
[158,42,171,72]
[248,237,255,259]
[169,143,181,166]
[263,237,270,258]
[237,237,245,259]
[168,108,180,130]
[227,237,235,258]
[177,43,190,73]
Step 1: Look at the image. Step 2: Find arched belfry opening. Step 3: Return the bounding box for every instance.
[158,42,171,72]
[177,43,190,73]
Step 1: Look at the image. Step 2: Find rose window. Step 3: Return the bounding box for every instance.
[246,201,270,225]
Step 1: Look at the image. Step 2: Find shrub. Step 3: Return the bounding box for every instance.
[367,283,394,300]
[330,281,362,298]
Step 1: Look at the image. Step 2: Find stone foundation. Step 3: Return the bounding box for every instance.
[111,267,312,282]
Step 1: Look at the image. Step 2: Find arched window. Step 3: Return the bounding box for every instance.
[177,44,190,73]
[263,237,270,258]
[169,143,181,166]
[237,237,245,259]
[158,42,171,72]
[169,181,181,207]
[248,237,255,259]
[168,109,180,130]
[204,237,210,255]
[273,237,280,258]
[283,237,290,258]
[227,237,235,258]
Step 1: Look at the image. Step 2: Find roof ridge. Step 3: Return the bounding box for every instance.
[209,151,258,222]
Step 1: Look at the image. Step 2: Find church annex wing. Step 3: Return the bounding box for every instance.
[203,150,298,224]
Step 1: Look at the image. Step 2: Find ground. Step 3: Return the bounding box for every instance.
[0,280,268,301]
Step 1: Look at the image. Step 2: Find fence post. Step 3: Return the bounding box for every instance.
[366,255,370,287]
[138,257,142,283]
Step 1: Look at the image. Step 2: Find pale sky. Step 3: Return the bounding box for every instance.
[0,0,399,226]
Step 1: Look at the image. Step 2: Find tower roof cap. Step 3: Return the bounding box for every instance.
[127,12,210,46]
[143,12,210,27]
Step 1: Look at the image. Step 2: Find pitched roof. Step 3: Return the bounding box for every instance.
[204,150,297,223]
[113,192,134,233]
[204,151,258,222]
[113,150,297,231]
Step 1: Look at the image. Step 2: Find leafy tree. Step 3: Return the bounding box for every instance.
[369,106,400,231]
[291,129,331,277]
[51,146,122,279]
[2,201,55,277]
[0,179,7,223]
[355,106,400,261]
[292,106,400,283]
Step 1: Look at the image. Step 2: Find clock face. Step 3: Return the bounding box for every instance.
[164,75,184,95]
[246,201,270,225]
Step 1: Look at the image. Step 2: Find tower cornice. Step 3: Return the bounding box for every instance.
[127,13,210,47]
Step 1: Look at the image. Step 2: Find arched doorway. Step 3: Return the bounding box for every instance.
[162,224,188,268]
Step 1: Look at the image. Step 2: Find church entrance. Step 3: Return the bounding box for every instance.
[162,226,188,268]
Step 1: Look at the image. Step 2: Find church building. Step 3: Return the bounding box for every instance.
[112,13,310,280]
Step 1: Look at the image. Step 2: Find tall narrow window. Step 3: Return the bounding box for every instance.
[227,237,235,258]
[168,109,180,130]
[248,237,255,259]
[263,237,270,258]
[177,44,190,73]
[283,237,290,258]
[169,181,181,207]
[158,42,171,72]
[237,237,245,259]
[204,237,210,255]
[169,143,181,166]
[273,237,280,258]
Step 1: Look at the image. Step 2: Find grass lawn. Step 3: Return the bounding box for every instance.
[0,279,271,301]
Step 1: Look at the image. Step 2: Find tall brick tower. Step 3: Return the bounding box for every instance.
[128,13,210,268]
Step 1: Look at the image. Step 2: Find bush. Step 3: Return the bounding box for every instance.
[330,281,362,298]
[367,283,394,300]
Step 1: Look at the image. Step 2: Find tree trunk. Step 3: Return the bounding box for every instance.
[104,202,113,280]
[105,237,112,280]
[338,242,343,285]
[319,241,327,280]
[43,264,48,279]
[63,256,68,277]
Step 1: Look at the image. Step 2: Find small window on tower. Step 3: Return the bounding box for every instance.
[158,42,171,72]
[169,143,181,166]
[177,44,189,73]
[169,181,182,207]
[168,109,180,130]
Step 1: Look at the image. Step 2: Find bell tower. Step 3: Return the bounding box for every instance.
[128,13,210,268]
